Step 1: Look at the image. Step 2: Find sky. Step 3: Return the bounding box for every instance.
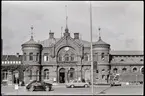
[2,1,144,55]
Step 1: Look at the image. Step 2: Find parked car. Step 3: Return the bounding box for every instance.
[110,74,121,86]
[65,80,90,88]
[111,81,121,86]
[26,80,53,91]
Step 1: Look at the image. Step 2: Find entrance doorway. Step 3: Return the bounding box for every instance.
[13,71,19,84]
[59,68,65,83]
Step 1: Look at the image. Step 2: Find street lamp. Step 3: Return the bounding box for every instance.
[89,1,94,95]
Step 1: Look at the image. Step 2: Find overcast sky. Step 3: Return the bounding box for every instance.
[2,1,144,55]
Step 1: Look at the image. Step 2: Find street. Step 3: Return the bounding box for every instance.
[1,84,143,95]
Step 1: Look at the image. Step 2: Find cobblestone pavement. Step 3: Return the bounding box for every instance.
[1,84,143,95]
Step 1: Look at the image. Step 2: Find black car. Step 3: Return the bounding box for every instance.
[26,80,53,91]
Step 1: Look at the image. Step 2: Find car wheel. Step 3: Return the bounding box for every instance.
[45,86,50,91]
[84,84,88,88]
[70,85,74,88]
[29,86,34,91]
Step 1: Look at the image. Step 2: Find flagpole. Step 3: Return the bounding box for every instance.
[89,1,94,95]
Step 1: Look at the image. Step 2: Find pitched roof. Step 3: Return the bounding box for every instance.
[40,38,60,47]
[40,38,91,48]
[110,50,144,55]
[2,55,22,61]
[74,39,90,47]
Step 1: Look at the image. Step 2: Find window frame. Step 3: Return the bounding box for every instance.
[29,53,33,61]
[44,69,49,80]
[24,53,27,61]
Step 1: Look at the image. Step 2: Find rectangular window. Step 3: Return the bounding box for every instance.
[24,53,26,61]
[36,53,39,61]
[29,53,33,61]
[44,53,49,62]
[2,71,8,80]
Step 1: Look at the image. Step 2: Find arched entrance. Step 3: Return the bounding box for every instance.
[85,69,91,82]
[59,68,65,83]
[13,71,19,84]
[68,68,75,82]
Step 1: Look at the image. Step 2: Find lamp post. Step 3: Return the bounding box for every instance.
[89,1,94,95]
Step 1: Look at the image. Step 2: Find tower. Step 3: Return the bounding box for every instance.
[93,27,110,83]
[21,26,42,83]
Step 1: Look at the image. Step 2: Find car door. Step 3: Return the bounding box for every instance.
[73,80,77,87]
[78,81,83,87]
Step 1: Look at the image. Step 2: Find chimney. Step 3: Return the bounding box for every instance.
[49,32,54,39]
[74,33,79,39]
[16,53,19,57]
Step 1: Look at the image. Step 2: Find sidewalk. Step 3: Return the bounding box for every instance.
[52,83,66,88]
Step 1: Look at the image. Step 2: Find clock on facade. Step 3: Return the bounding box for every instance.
[64,47,70,51]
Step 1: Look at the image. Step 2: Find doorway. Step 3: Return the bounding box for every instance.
[13,71,19,84]
[59,68,65,83]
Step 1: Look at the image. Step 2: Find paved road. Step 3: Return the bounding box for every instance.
[2,85,143,95]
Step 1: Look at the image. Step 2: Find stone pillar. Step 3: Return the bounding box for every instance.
[65,68,68,83]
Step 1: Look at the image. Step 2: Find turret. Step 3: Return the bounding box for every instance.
[93,28,111,84]
[21,26,42,65]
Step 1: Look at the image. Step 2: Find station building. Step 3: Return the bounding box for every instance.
[1,27,144,85]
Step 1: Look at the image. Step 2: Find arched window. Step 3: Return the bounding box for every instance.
[141,67,144,74]
[84,54,89,61]
[2,70,8,80]
[30,70,32,80]
[44,69,49,79]
[58,54,62,61]
[36,70,39,80]
[122,68,127,73]
[133,67,137,72]
[95,53,98,61]
[113,68,118,73]
[36,53,39,61]
[29,53,33,61]
[101,53,105,60]
[43,53,49,62]
[69,68,75,79]
[24,53,26,61]
[65,54,69,61]
[120,59,124,61]
[70,54,75,61]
